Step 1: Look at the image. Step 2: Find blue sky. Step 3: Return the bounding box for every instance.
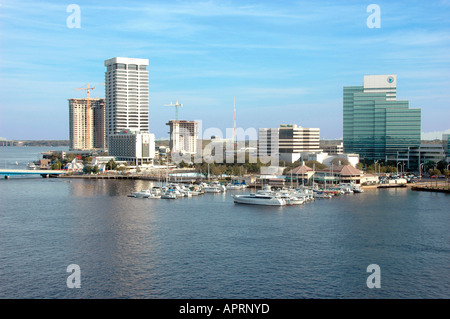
[0,0,449,140]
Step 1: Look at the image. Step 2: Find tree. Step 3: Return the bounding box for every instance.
[437,160,448,172]
[179,160,189,168]
[51,160,62,170]
[83,156,93,165]
[330,158,349,166]
[305,160,326,170]
[429,168,441,177]
[83,165,92,174]
[92,165,99,174]
[106,159,117,171]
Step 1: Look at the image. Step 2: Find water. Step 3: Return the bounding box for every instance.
[0,147,449,299]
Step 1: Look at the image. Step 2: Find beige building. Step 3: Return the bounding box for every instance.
[166,120,199,154]
[259,124,321,163]
[69,98,105,150]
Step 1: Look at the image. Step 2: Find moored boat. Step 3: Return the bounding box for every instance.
[232,193,286,206]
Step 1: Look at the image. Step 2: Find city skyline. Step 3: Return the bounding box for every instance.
[1,0,450,141]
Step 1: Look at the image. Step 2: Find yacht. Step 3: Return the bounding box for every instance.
[232,193,286,206]
[131,189,152,198]
[204,181,226,193]
[226,183,244,190]
[314,191,333,199]
[161,191,177,199]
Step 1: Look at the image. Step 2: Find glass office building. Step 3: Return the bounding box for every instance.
[343,75,421,162]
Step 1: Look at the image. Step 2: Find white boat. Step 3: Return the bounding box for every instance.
[132,189,153,198]
[226,182,247,190]
[204,186,222,193]
[352,186,364,193]
[204,181,226,193]
[314,191,332,199]
[27,162,36,170]
[232,193,286,206]
[161,191,177,199]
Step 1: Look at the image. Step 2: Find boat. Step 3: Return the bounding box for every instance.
[204,181,226,193]
[161,191,177,199]
[352,185,364,193]
[226,183,244,190]
[232,193,286,206]
[226,181,247,190]
[131,189,153,198]
[277,192,305,205]
[27,162,36,170]
[313,191,333,199]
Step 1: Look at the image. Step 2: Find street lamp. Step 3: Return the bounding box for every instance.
[420,163,425,182]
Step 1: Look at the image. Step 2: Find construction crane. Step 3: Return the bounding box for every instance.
[164,100,183,121]
[74,83,104,148]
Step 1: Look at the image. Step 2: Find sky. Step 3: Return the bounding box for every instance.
[0,0,449,141]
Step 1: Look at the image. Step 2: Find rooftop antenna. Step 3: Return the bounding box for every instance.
[74,83,104,148]
[164,100,183,121]
[233,96,237,150]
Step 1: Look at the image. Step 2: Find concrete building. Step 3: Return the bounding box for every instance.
[258,128,280,158]
[321,142,344,155]
[108,130,155,165]
[93,102,106,149]
[104,57,149,148]
[166,120,199,154]
[343,75,421,161]
[314,165,364,185]
[306,152,360,167]
[397,143,447,170]
[443,134,450,162]
[258,124,321,163]
[68,98,105,150]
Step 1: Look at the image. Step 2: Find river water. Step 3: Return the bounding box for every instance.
[0,147,449,299]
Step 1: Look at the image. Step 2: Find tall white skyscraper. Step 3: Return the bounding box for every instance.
[104,57,149,148]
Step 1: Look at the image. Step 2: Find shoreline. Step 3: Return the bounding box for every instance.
[57,174,450,193]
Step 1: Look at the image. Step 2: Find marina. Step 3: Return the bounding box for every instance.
[1,175,449,299]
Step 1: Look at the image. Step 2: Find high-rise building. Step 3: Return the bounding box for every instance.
[442,134,450,162]
[343,75,421,161]
[68,98,105,150]
[258,124,321,163]
[93,102,106,149]
[166,120,199,154]
[104,57,149,148]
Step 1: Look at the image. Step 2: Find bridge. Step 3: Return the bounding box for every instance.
[0,169,66,179]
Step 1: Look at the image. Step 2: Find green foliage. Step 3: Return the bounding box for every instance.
[106,159,117,171]
[92,165,99,174]
[330,158,349,166]
[429,168,441,176]
[304,160,326,170]
[83,165,92,174]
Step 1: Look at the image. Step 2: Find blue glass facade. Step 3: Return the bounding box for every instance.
[343,79,421,161]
